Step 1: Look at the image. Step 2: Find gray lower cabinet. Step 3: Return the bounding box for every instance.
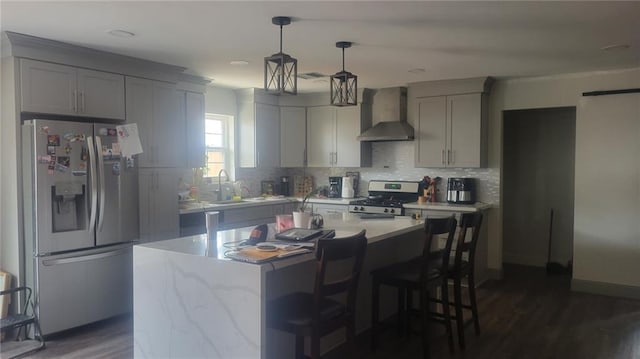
[20,58,125,120]
[218,202,298,230]
[139,168,180,242]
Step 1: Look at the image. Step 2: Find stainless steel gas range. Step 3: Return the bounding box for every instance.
[349,180,420,216]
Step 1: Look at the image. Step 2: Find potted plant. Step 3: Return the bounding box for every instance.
[293,188,317,228]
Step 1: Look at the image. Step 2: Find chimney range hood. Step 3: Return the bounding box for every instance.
[358,87,414,141]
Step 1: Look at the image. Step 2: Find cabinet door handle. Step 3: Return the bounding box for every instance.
[73,91,77,112]
[80,92,85,113]
[451,150,454,165]
[334,152,338,165]
[442,149,445,165]
[447,149,451,165]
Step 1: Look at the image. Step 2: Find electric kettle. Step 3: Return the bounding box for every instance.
[341,176,355,198]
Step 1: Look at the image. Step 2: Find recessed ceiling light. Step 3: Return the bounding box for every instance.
[107,29,135,38]
[408,68,426,74]
[230,60,249,66]
[600,44,630,51]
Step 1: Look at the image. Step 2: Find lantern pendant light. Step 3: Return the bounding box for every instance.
[264,16,297,95]
[330,41,357,106]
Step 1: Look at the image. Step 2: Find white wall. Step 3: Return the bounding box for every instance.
[574,93,640,287]
[488,67,640,284]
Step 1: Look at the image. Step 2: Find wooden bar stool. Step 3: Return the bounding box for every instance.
[450,212,483,349]
[267,230,367,359]
[370,216,457,359]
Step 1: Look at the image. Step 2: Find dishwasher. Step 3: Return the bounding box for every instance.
[179,212,207,236]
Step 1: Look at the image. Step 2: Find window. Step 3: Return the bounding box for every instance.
[204,113,232,178]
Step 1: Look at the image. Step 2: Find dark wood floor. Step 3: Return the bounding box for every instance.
[17,264,640,358]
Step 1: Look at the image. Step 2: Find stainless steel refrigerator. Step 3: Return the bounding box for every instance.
[22,119,138,335]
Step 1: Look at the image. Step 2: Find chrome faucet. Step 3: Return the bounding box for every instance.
[217,169,230,201]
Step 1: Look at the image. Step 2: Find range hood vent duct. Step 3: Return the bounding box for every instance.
[358,87,414,141]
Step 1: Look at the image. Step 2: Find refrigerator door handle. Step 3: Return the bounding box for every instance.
[95,136,106,232]
[42,247,129,266]
[87,136,98,233]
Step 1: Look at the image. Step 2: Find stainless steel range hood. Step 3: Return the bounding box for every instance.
[358,87,414,141]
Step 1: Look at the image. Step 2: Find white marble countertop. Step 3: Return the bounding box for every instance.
[403,201,491,212]
[307,197,364,205]
[179,196,365,214]
[137,213,423,269]
[179,197,297,214]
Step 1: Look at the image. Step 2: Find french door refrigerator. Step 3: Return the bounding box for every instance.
[22,119,138,335]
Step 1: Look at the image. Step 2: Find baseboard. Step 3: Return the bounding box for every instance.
[503,252,546,267]
[571,278,640,300]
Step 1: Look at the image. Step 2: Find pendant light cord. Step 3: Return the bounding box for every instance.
[279,24,283,53]
[342,47,345,71]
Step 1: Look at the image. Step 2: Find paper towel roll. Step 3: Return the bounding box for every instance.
[341,176,354,198]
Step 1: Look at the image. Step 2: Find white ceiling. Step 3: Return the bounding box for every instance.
[2,1,639,93]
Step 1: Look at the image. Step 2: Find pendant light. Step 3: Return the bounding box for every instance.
[330,41,357,106]
[264,16,297,95]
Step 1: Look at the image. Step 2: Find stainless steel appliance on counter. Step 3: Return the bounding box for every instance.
[22,119,138,335]
[447,177,476,204]
[328,177,343,198]
[349,180,420,216]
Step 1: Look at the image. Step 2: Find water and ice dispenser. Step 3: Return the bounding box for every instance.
[51,182,86,232]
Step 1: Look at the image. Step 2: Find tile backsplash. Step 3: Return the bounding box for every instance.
[231,141,499,205]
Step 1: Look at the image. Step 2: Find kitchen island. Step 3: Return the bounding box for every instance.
[133,214,424,359]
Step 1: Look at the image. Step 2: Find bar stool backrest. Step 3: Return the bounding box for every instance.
[454,212,483,272]
[421,216,458,282]
[313,230,368,325]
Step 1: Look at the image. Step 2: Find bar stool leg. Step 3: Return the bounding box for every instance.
[420,287,431,359]
[454,276,465,349]
[406,288,413,336]
[468,272,481,335]
[371,278,380,351]
[295,335,304,359]
[311,333,321,359]
[398,287,406,336]
[441,282,455,354]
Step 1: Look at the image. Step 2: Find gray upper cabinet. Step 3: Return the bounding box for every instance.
[280,106,306,167]
[237,89,281,168]
[306,106,336,167]
[412,77,491,168]
[182,91,206,168]
[126,76,184,168]
[306,99,372,168]
[20,59,125,120]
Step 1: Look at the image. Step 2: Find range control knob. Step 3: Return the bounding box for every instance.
[384,208,389,213]
[359,206,365,211]
[390,208,395,214]
[353,206,359,211]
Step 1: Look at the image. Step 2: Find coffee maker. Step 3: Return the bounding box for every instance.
[328,177,343,198]
[447,178,476,204]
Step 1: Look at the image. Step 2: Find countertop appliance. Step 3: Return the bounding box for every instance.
[22,119,138,335]
[328,177,342,198]
[341,176,355,199]
[447,177,476,204]
[349,180,420,215]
